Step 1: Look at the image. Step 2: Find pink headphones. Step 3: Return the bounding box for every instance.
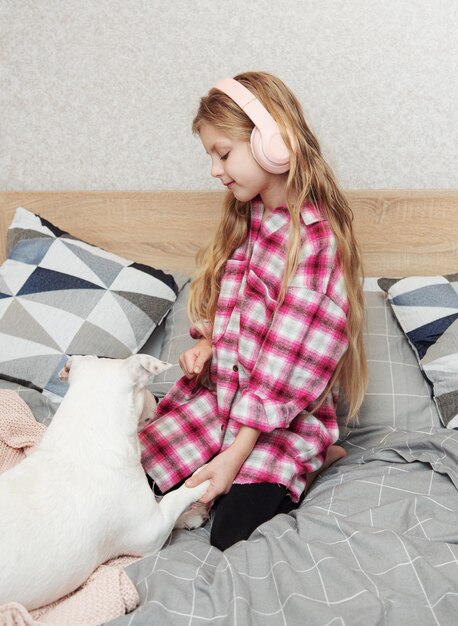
[213,77,293,174]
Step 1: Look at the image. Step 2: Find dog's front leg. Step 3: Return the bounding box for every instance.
[154,480,211,542]
[126,479,211,556]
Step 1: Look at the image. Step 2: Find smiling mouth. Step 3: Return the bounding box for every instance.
[225,181,235,188]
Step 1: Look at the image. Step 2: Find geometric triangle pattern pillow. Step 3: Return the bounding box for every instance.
[378,274,458,428]
[0,207,188,398]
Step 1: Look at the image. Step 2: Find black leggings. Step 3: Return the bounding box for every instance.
[149,475,302,551]
[210,482,302,550]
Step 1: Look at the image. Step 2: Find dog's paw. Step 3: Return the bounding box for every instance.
[175,502,211,530]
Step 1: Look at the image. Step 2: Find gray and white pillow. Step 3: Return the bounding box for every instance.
[0,207,188,397]
[378,274,458,428]
[356,286,441,431]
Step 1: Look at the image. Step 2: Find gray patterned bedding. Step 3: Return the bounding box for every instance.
[114,430,458,626]
[3,287,458,625]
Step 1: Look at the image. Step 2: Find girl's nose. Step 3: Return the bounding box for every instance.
[211,159,224,178]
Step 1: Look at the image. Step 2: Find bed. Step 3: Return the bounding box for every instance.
[1,189,458,625]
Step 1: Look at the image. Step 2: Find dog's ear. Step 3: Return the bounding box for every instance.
[58,356,78,381]
[129,354,172,386]
[58,355,88,381]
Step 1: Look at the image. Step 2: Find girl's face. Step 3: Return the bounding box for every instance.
[198,122,284,205]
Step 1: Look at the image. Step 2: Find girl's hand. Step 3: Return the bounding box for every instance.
[179,338,212,379]
[185,447,245,504]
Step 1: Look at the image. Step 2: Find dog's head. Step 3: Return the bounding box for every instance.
[59,354,172,384]
[59,354,172,425]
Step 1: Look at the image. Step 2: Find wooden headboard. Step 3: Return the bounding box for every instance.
[0,190,457,276]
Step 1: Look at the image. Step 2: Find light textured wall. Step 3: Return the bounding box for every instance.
[1,0,457,190]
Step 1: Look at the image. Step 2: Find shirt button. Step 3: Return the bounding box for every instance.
[232,365,239,372]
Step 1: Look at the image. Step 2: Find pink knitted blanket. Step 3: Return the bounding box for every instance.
[0,390,140,626]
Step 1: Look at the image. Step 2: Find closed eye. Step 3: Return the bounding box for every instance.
[220,153,229,161]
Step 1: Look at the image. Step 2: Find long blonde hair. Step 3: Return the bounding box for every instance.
[190,71,367,421]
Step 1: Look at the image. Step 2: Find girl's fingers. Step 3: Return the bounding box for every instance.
[179,341,211,378]
[186,468,210,488]
[198,489,215,505]
[179,352,197,378]
[196,480,219,504]
[193,355,206,374]
[178,355,188,377]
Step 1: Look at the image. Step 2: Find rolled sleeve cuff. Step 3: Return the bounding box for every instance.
[230,390,295,433]
[190,320,212,340]
[190,326,202,340]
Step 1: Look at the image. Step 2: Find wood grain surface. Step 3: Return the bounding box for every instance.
[1,190,457,276]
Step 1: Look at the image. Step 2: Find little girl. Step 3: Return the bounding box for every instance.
[139,71,367,551]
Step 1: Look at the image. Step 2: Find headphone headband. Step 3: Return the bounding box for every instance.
[212,77,291,174]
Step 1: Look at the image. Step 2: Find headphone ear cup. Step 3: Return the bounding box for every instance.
[250,127,291,174]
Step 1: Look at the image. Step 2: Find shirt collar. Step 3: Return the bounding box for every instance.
[250,195,325,229]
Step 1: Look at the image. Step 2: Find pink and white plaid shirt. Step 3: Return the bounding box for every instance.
[139,196,349,502]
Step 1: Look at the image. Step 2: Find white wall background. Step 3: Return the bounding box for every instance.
[1,0,456,191]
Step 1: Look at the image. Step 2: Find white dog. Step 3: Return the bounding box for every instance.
[0,354,210,611]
